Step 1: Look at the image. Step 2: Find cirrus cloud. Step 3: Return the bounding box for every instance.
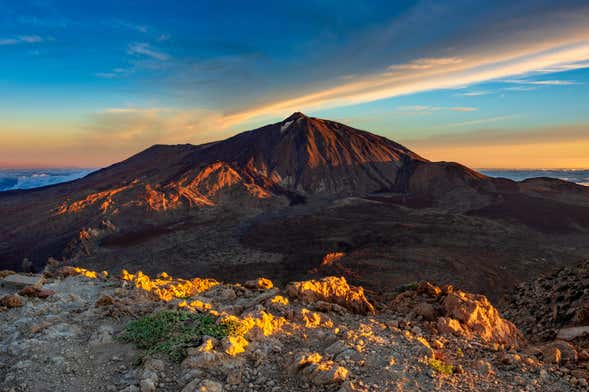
[0,35,44,46]
[396,105,478,113]
[127,42,169,61]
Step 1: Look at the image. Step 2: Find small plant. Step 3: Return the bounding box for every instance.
[119,310,242,362]
[220,318,248,337]
[429,358,454,375]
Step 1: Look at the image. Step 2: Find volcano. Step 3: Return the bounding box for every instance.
[1,113,588,297]
[56,111,432,212]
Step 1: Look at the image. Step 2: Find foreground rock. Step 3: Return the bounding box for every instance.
[442,290,524,348]
[392,281,525,349]
[0,269,586,391]
[285,276,375,315]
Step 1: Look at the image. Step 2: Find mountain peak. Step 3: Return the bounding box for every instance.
[284,112,308,122]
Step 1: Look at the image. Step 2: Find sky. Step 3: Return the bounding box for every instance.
[1,0,589,169]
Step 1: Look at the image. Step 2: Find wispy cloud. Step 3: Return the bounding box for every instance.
[127,43,169,60]
[457,79,579,95]
[428,115,517,130]
[406,124,589,148]
[157,34,171,42]
[0,35,44,46]
[95,67,133,79]
[396,105,477,113]
[106,19,148,33]
[450,107,478,112]
[79,107,228,156]
[396,105,437,113]
[18,15,70,28]
[504,79,580,86]
[222,36,589,126]
[19,35,43,43]
[503,86,538,91]
[388,57,463,71]
[538,61,589,73]
[0,107,233,168]
[455,91,493,97]
[216,8,589,126]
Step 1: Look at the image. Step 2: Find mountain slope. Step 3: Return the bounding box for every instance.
[12,112,431,215]
[0,112,433,271]
[190,112,428,195]
[0,113,435,231]
[1,112,588,282]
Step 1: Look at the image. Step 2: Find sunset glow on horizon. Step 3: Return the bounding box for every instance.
[1,1,589,169]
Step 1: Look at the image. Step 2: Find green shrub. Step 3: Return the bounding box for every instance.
[119,310,242,362]
[429,358,454,375]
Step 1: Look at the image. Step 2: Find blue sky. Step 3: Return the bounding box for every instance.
[1,0,589,168]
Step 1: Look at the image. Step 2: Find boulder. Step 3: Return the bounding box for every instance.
[295,308,334,328]
[183,337,223,369]
[285,276,375,315]
[414,302,436,321]
[182,351,222,370]
[541,340,578,363]
[221,335,248,356]
[325,341,348,357]
[0,274,44,289]
[556,326,589,341]
[0,270,16,279]
[542,346,561,364]
[312,300,347,315]
[140,379,156,392]
[442,290,524,348]
[244,278,273,290]
[0,294,24,308]
[475,359,494,377]
[88,325,114,346]
[437,317,466,337]
[416,281,442,297]
[19,285,55,299]
[291,352,349,385]
[95,295,115,307]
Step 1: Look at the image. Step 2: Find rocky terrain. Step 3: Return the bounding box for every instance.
[2,266,589,391]
[1,113,588,301]
[502,260,589,347]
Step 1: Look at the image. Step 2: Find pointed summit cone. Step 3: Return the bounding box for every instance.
[283,111,308,122]
[193,113,427,195]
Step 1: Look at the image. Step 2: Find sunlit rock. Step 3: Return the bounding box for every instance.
[285,276,375,315]
[442,290,524,348]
